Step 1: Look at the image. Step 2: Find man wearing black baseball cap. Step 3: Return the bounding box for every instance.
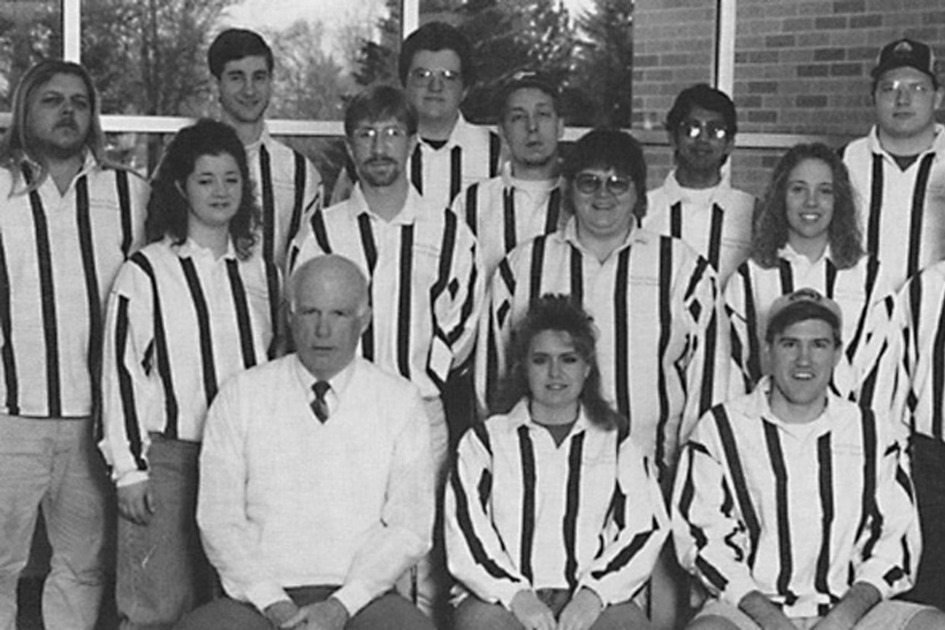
[842,38,945,291]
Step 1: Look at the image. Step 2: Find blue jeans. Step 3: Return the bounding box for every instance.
[116,436,213,629]
[0,415,108,630]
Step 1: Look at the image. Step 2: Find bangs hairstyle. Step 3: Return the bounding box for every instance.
[344,84,419,138]
[208,28,274,79]
[498,294,625,431]
[665,83,738,137]
[751,142,863,270]
[765,301,842,347]
[145,118,259,259]
[562,128,648,220]
[398,21,474,87]
[0,59,109,195]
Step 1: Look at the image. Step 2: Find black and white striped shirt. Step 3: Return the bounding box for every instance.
[842,125,945,291]
[98,238,276,486]
[246,128,322,269]
[890,261,945,442]
[288,185,483,400]
[446,400,667,608]
[451,166,565,283]
[673,380,919,617]
[0,158,148,418]
[645,170,756,285]
[724,247,897,405]
[477,220,720,479]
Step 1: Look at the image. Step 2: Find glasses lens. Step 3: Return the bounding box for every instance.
[574,173,602,194]
[607,176,632,195]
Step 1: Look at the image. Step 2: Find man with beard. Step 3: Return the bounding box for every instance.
[208,28,322,269]
[0,60,148,629]
[288,85,483,623]
[644,84,755,285]
[451,72,566,282]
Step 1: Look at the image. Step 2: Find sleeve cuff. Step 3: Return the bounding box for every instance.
[245,582,292,614]
[115,469,149,488]
[854,563,898,600]
[331,582,373,616]
[723,574,761,609]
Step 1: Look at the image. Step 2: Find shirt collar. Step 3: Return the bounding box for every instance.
[748,375,838,435]
[293,353,357,398]
[507,398,590,435]
[349,182,426,225]
[172,236,238,261]
[559,215,651,253]
[866,123,945,158]
[662,168,732,203]
[776,242,833,265]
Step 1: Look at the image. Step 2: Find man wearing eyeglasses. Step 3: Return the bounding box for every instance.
[330,22,501,211]
[841,38,945,291]
[288,84,483,624]
[644,84,756,285]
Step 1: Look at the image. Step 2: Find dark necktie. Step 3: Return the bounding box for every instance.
[311,381,330,423]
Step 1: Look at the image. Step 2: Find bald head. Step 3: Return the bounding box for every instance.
[289,255,371,380]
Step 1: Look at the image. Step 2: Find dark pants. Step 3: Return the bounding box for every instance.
[903,434,945,611]
[453,590,653,630]
[174,587,435,630]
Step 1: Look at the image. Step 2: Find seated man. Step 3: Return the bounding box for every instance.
[672,288,945,630]
[176,255,436,630]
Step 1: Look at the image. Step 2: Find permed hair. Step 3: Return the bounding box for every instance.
[665,83,738,138]
[398,21,475,87]
[208,28,274,79]
[498,294,625,431]
[750,143,863,270]
[343,84,419,138]
[562,128,648,220]
[0,60,108,195]
[145,119,258,259]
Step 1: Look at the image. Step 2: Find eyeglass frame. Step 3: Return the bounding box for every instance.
[350,125,411,145]
[572,171,635,196]
[676,119,731,141]
[407,67,463,85]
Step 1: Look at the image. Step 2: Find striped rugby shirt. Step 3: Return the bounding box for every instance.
[890,261,945,442]
[672,379,919,617]
[288,185,483,399]
[246,127,322,269]
[98,238,276,486]
[644,169,756,285]
[329,114,502,211]
[445,400,667,608]
[451,164,566,283]
[842,125,945,290]
[0,157,147,418]
[724,246,897,405]
[477,219,720,479]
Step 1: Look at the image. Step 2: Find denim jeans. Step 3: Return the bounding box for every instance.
[0,415,108,630]
[116,436,212,629]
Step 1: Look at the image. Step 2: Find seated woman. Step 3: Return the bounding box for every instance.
[98,119,278,628]
[447,294,667,630]
[724,143,896,405]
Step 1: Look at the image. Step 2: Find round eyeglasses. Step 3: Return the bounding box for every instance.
[573,172,634,196]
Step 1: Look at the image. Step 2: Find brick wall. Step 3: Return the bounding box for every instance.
[632,0,945,198]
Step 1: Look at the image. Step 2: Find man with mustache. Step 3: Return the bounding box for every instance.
[288,85,483,624]
[0,60,148,629]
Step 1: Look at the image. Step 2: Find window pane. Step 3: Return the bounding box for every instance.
[413,0,635,127]
[0,0,63,112]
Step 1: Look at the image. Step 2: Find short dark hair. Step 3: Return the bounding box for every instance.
[497,71,561,120]
[344,84,419,138]
[398,21,474,87]
[146,119,259,259]
[208,28,274,79]
[562,128,648,220]
[665,83,738,138]
[499,294,625,431]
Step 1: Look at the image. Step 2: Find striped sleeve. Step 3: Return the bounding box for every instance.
[445,424,528,606]
[852,411,920,598]
[474,249,520,415]
[724,262,762,398]
[429,213,483,374]
[98,255,158,487]
[671,408,759,606]
[580,438,668,604]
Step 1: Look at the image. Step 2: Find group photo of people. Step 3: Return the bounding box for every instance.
[1,5,945,630]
